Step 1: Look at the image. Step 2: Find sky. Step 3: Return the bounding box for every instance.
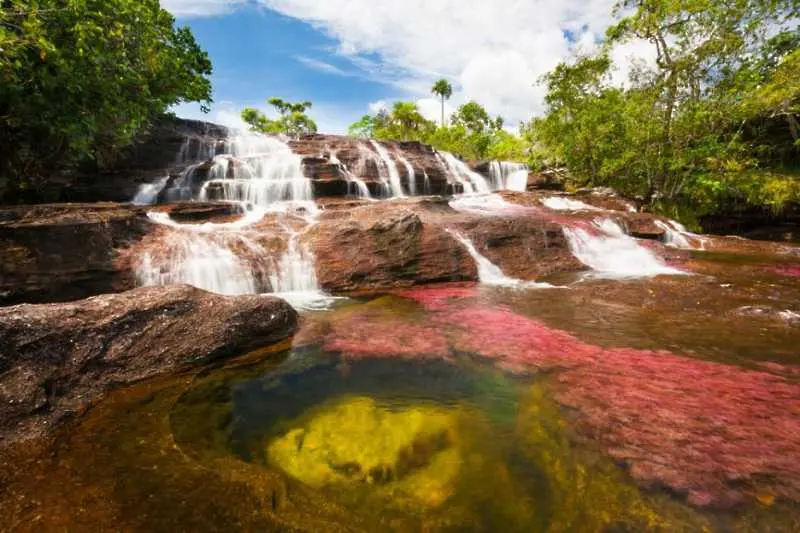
[164,0,655,134]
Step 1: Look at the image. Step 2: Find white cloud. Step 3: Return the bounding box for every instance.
[162,0,249,18]
[252,0,627,122]
[166,1,658,125]
[295,56,353,77]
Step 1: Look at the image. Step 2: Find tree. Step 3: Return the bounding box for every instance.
[0,0,212,198]
[431,79,453,127]
[348,115,377,138]
[241,98,318,137]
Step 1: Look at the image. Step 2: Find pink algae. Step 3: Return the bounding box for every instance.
[354,286,800,508]
[765,264,800,277]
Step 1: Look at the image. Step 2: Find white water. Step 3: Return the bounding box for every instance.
[132,132,338,307]
[489,162,528,192]
[369,140,406,198]
[449,193,534,216]
[267,227,334,310]
[135,230,263,296]
[132,176,170,205]
[541,197,602,211]
[436,151,491,194]
[197,134,315,211]
[450,230,554,288]
[564,218,685,278]
[329,148,371,198]
[397,153,417,196]
[655,220,706,250]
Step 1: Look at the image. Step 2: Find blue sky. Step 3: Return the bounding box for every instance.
[165,0,653,134]
[172,4,396,132]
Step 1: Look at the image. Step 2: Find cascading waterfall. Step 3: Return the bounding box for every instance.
[655,220,705,250]
[563,218,685,278]
[132,176,170,206]
[131,131,335,307]
[195,134,315,211]
[489,162,529,192]
[369,140,406,197]
[449,230,554,288]
[268,225,332,310]
[436,151,491,194]
[135,216,267,296]
[541,197,602,211]
[397,153,417,196]
[329,149,371,198]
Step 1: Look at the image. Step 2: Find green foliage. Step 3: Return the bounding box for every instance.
[0,0,212,194]
[348,99,525,163]
[241,97,318,137]
[528,0,800,213]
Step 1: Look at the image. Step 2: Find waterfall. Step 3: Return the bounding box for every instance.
[268,228,332,310]
[541,197,602,211]
[369,140,406,198]
[449,230,554,288]
[489,162,528,191]
[135,226,265,296]
[436,151,491,194]
[132,176,170,205]
[329,149,371,198]
[157,133,316,214]
[397,153,417,196]
[563,218,685,278]
[655,220,705,249]
[130,131,336,308]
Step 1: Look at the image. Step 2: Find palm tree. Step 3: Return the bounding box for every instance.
[431,79,453,127]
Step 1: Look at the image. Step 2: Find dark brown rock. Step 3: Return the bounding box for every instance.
[0,203,149,305]
[0,285,297,443]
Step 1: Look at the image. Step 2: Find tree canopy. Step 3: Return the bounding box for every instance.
[527,0,800,218]
[348,100,522,162]
[241,97,318,137]
[0,0,212,197]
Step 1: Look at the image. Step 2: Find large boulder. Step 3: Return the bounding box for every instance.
[0,285,298,443]
[0,203,149,305]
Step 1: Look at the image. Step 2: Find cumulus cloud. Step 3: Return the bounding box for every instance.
[166,1,657,124]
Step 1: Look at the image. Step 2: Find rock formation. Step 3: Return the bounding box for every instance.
[0,285,297,443]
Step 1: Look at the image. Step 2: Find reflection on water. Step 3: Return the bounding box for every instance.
[1,249,799,531]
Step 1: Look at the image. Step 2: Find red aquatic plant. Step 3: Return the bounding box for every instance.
[398,287,800,508]
[764,264,800,277]
[322,315,450,360]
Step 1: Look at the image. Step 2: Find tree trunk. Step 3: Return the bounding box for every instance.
[441,95,445,128]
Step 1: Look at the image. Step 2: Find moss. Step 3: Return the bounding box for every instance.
[267,396,460,506]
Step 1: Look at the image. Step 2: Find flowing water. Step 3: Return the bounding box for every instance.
[369,140,406,198]
[564,218,687,278]
[4,266,799,531]
[541,196,602,211]
[436,151,491,194]
[489,161,529,191]
[6,134,798,532]
[450,230,555,288]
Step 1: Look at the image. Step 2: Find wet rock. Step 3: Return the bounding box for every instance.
[0,203,149,305]
[0,285,297,443]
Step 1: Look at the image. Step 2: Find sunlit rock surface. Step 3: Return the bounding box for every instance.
[0,284,297,443]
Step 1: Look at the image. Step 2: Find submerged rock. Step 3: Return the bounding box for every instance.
[267,396,459,507]
[0,285,297,443]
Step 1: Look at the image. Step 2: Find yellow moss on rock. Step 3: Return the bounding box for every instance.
[267,396,461,506]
